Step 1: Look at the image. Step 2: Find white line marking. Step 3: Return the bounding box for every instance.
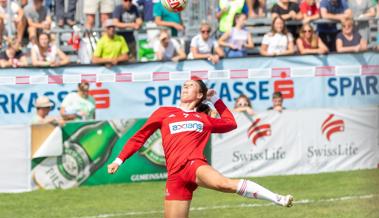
[74,194,377,218]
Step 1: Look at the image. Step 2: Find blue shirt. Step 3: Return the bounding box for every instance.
[137,0,154,22]
[318,0,349,33]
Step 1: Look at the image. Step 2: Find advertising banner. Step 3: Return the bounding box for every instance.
[0,125,31,193]
[31,119,211,189]
[212,107,379,177]
[0,52,378,125]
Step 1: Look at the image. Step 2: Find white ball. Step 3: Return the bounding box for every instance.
[161,0,187,13]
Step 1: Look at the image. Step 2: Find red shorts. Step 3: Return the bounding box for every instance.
[165,159,208,200]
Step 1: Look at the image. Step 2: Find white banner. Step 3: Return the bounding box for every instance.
[212,107,379,177]
[0,125,31,192]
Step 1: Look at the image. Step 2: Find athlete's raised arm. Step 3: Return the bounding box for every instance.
[108,108,165,174]
[207,90,237,133]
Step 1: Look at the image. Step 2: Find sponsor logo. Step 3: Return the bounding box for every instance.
[169,121,203,134]
[247,118,271,145]
[321,114,345,141]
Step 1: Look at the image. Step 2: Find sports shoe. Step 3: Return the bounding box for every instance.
[277,194,294,207]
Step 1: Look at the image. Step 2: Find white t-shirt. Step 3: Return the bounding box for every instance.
[262,32,293,55]
[61,92,96,121]
[32,44,59,62]
[0,2,20,23]
[188,34,218,58]
[153,39,181,61]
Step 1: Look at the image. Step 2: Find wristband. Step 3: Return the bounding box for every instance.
[113,158,123,166]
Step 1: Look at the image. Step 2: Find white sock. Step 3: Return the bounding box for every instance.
[236,179,283,205]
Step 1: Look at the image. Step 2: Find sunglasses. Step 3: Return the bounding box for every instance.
[343,25,352,28]
[201,30,210,34]
[302,29,313,33]
[124,0,132,2]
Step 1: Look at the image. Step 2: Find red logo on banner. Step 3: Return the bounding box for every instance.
[274,80,294,99]
[321,114,345,141]
[247,118,271,145]
[89,83,110,109]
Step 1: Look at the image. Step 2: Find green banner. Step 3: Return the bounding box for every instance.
[31,119,211,189]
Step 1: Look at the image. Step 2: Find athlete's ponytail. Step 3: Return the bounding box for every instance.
[193,78,211,115]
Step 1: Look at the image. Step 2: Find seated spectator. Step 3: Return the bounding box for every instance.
[218,13,254,58]
[92,19,129,67]
[31,32,69,67]
[296,24,328,54]
[260,16,295,56]
[24,0,51,44]
[234,94,255,115]
[154,1,184,37]
[271,0,303,38]
[0,0,26,48]
[246,0,267,17]
[84,0,114,29]
[267,92,286,112]
[300,0,320,23]
[113,0,143,61]
[55,0,76,27]
[319,0,352,52]
[348,0,375,41]
[0,38,28,68]
[188,22,224,64]
[32,96,64,125]
[60,82,96,121]
[154,29,186,62]
[336,18,367,53]
[216,0,246,34]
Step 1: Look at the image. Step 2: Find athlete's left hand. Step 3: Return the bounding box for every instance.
[206,89,217,100]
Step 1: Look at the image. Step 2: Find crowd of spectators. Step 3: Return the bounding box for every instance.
[0,0,378,68]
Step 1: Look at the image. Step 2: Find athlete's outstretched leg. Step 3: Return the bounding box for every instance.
[195,165,293,207]
[164,200,191,218]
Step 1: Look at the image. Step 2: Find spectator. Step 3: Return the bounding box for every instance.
[60,82,96,121]
[188,22,224,64]
[55,0,77,27]
[84,0,115,29]
[300,0,320,23]
[0,0,26,48]
[271,0,303,21]
[336,18,367,53]
[216,0,246,34]
[348,0,375,41]
[267,92,286,112]
[319,0,352,52]
[137,0,154,22]
[218,13,254,58]
[296,23,328,54]
[32,96,65,125]
[137,0,159,48]
[153,1,184,37]
[31,32,69,67]
[234,94,255,115]
[246,0,267,17]
[271,0,303,38]
[113,0,143,61]
[260,16,295,56]
[24,0,51,44]
[154,29,186,62]
[92,19,129,67]
[0,38,28,68]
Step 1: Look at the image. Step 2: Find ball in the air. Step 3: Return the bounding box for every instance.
[161,0,187,12]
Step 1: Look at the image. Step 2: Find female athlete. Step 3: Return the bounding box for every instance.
[108,78,293,218]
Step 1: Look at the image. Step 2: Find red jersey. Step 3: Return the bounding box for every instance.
[300,1,319,16]
[117,99,237,175]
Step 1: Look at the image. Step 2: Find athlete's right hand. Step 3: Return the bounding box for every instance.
[107,163,120,174]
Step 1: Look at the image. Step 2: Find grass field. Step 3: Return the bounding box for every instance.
[0,169,378,218]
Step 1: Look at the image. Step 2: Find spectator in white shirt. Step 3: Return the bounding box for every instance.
[154,29,186,62]
[260,16,294,56]
[0,0,26,48]
[188,22,224,64]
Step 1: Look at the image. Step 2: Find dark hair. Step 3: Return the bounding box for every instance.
[78,81,90,91]
[192,78,211,115]
[272,91,283,99]
[234,94,252,109]
[233,13,246,27]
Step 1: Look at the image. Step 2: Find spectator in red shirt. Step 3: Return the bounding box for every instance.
[299,0,320,23]
[296,23,328,54]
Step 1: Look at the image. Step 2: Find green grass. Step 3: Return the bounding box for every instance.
[0,169,378,218]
